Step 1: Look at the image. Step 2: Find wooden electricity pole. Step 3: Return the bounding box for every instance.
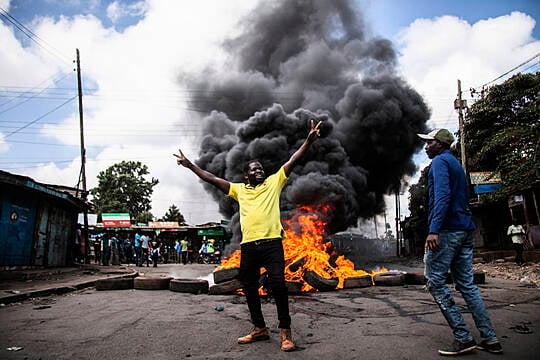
[455,80,468,175]
[76,48,89,263]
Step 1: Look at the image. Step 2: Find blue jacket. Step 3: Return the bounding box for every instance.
[428,149,475,234]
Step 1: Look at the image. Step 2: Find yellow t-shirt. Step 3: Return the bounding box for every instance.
[228,166,288,244]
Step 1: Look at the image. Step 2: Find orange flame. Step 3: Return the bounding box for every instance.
[216,205,386,292]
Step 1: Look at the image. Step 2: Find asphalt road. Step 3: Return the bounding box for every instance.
[1,264,539,360]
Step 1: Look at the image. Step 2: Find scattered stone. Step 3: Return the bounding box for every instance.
[473,262,540,283]
[6,347,23,351]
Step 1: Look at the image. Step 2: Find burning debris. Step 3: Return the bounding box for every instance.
[215,205,387,293]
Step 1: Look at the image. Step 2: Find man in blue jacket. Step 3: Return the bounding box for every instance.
[418,129,502,356]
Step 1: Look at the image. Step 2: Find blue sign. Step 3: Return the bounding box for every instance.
[474,183,502,194]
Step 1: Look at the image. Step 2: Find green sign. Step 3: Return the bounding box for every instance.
[197,228,224,236]
[220,219,230,225]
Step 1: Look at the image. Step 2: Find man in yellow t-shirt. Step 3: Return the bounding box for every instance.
[174,119,321,352]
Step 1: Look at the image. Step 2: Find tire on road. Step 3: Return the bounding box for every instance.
[404,272,427,285]
[373,271,405,286]
[208,278,243,295]
[213,267,240,284]
[133,276,173,290]
[96,277,134,291]
[303,270,338,292]
[343,275,372,289]
[169,279,209,294]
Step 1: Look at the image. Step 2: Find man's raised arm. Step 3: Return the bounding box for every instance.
[173,149,230,194]
[283,119,321,176]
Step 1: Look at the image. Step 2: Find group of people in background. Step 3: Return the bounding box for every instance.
[91,232,197,267]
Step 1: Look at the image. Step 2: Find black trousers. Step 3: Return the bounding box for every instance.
[181,251,188,265]
[238,239,291,329]
[514,243,524,265]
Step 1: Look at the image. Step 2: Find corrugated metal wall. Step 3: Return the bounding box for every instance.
[45,205,74,266]
[1,185,78,267]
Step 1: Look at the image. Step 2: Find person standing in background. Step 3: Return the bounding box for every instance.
[507,218,526,266]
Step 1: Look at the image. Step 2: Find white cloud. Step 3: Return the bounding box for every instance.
[0,0,10,11]
[106,1,148,23]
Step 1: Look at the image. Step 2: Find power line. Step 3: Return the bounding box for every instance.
[474,51,540,90]
[5,96,77,137]
[0,7,72,65]
[0,72,73,115]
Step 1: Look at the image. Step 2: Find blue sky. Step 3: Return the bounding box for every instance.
[1,0,539,231]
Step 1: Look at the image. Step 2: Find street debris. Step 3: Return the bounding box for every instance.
[473,261,540,287]
[510,322,533,334]
[6,347,23,351]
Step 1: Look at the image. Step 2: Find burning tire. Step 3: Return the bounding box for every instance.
[96,278,134,291]
[213,267,240,284]
[133,276,173,290]
[208,278,243,295]
[373,271,405,286]
[169,279,209,294]
[288,258,305,273]
[404,272,427,285]
[303,270,338,292]
[343,275,372,289]
[286,281,303,294]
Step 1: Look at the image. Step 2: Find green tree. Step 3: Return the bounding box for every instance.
[464,72,540,202]
[159,204,187,225]
[136,211,155,224]
[90,161,159,221]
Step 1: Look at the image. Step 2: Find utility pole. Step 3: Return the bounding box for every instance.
[395,187,401,257]
[455,80,468,175]
[76,48,89,264]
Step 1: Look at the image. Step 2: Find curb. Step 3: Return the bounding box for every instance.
[0,270,139,305]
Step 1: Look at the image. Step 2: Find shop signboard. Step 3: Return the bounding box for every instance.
[197,228,224,236]
[148,221,179,228]
[470,171,501,185]
[473,183,502,195]
[102,213,131,227]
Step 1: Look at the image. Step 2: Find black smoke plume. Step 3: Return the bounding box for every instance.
[181,0,429,243]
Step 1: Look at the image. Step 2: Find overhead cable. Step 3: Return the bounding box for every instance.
[0,7,72,65]
[5,96,77,137]
[475,51,540,89]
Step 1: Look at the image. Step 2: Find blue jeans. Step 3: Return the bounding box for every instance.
[239,238,291,329]
[425,230,497,342]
